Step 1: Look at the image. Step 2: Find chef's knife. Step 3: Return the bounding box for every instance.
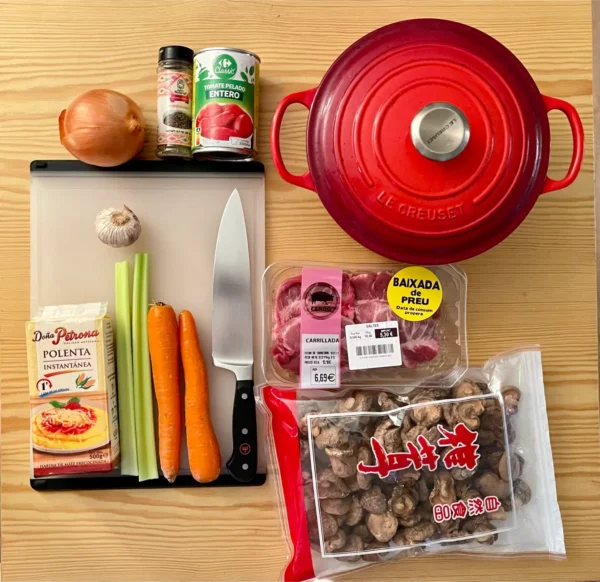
[212,189,257,483]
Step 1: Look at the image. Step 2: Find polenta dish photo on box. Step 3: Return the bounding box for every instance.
[262,262,468,389]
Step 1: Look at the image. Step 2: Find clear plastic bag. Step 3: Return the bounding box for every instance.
[262,262,467,389]
[259,347,564,582]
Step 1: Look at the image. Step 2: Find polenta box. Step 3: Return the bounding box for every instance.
[26,303,120,477]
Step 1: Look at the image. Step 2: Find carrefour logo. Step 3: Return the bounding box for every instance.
[214,54,237,80]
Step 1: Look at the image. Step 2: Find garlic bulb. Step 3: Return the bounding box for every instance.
[95,206,141,248]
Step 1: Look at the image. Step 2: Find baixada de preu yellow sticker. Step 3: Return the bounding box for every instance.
[387,266,443,321]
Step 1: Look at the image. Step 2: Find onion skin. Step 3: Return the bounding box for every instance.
[59,89,146,167]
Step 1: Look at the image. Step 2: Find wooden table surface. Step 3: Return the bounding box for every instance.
[0,1,597,581]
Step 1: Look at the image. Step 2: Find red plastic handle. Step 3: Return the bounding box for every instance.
[270,87,317,191]
[541,95,584,194]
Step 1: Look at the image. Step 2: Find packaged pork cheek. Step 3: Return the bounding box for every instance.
[262,262,467,389]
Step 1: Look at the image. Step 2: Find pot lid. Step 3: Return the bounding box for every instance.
[306,19,550,264]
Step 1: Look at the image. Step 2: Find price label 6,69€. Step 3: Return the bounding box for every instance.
[310,367,337,386]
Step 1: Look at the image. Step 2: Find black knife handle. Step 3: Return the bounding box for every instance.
[226,379,257,483]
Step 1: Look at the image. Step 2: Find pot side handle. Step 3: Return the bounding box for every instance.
[270,88,317,191]
[541,95,584,194]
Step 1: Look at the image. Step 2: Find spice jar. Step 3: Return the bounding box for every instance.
[156,45,194,159]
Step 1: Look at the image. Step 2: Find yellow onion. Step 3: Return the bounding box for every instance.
[59,89,146,167]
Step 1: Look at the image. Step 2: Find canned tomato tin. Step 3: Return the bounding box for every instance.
[192,47,260,160]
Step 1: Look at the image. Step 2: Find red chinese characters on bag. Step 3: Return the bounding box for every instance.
[451,500,468,519]
[438,423,481,471]
[467,497,485,516]
[357,435,440,478]
[434,495,502,524]
[357,422,479,478]
[484,495,502,512]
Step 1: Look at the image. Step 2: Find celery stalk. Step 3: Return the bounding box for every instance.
[132,253,158,481]
[115,261,138,476]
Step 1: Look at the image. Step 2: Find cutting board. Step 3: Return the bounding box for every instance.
[30,160,266,488]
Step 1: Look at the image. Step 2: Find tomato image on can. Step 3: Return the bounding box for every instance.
[192,48,260,160]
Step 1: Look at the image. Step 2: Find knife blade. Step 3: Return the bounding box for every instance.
[212,189,257,483]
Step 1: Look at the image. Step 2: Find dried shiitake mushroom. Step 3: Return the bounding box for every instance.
[374,419,403,453]
[326,445,358,478]
[367,511,399,542]
[410,396,442,427]
[360,485,387,514]
[378,391,408,412]
[399,511,422,528]
[454,480,473,500]
[344,474,361,493]
[408,386,451,400]
[344,496,364,526]
[336,535,364,562]
[474,472,511,499]
[389,484,419,517]
[430,470,456,506]
[395,522,438,545]
[357,422,376,445]
[321,496,353,516]
[444,399,485,430]
[336,391,373,415]
[313,422,349,450]
[324,528,347,553]
[318,468,350,499]
[401,424,438,450]
[460,488,481,503]
[452,380,482,399]
[320,510,339,539]
[356,446,374,490]
[512,478,532,509]
[477,428,497,446]
[298,407,320,437]
[462,516,498,545]
[498,452,524,481]
[450,466,477,481]
[352,523,375,543]
[501,386,521,415]
[438,518,460,536]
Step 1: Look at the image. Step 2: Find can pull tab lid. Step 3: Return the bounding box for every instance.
[411,102,470,162]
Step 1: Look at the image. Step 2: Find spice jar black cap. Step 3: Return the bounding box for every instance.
[158,45,194,63]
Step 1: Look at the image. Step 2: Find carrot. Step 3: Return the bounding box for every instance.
[147,303,181,483]
[179,310,221,483]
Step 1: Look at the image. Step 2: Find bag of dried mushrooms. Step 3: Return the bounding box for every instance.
[258,348,564,582]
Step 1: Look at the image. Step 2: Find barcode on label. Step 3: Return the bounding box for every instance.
[356,343,395,357]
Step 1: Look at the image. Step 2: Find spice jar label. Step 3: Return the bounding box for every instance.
[157,71,193,146]
[387,266,443,321]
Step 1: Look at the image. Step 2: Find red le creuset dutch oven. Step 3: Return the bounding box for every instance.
[270,19,584,265]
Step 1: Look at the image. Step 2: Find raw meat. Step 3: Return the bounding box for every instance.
[271,270,441,376]
[274,276,303,328]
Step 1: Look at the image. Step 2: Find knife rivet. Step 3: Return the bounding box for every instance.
[241,393,248,400]
[242,428,248,435]
[242,464,249,470]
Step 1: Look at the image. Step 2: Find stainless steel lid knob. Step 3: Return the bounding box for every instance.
[410,102,470,162]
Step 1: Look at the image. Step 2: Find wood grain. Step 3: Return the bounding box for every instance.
[0,1,597,581]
